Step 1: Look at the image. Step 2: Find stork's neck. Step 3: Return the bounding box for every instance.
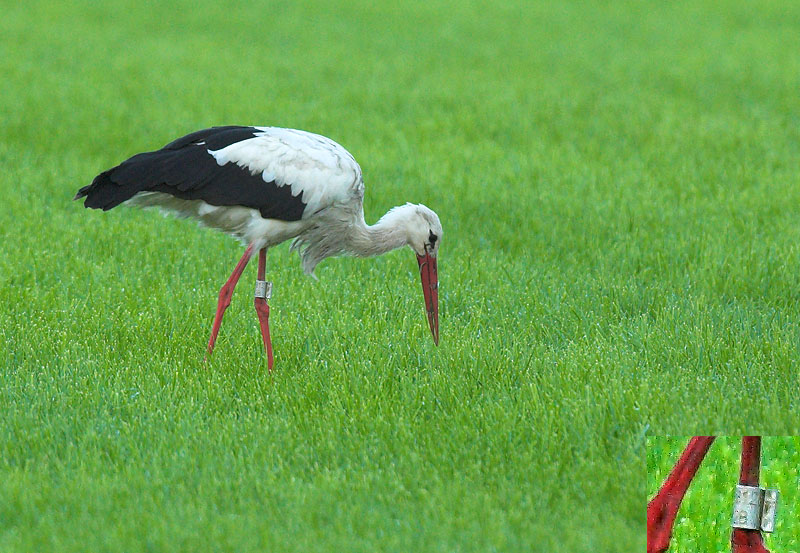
[293,204,417,275]
[349,210,409,257]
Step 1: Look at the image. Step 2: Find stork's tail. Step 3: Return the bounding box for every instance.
[74,167,139,210]
[74,149,170,210]
[74,169,112,206]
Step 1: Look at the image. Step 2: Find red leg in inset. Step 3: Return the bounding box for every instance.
[253,247,274,371]
[732,437,769,553]
[206,244,255,357]
[647,436,716,553]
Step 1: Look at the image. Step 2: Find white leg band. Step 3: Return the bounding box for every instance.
[255,280,272,300]
[732,485,778,532]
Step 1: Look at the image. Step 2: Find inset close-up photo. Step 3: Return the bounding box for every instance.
[648,437,800,553]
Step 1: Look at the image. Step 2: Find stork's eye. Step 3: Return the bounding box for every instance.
[429,231,438,245]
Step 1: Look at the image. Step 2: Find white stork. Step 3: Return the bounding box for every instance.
[74,126,442,370]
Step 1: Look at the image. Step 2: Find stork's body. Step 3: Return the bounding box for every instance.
[75,126,441,369]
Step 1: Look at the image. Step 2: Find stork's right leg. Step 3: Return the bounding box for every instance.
[731,437,769,553]
[647,436,716,553]
[206,244,255,357]
[253,248,274,371]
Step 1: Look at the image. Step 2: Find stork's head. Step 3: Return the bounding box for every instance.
[375,203,442,345]
[404,204,442,258]
[402,204,442,346]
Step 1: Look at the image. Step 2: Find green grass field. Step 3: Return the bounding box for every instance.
[1,0,799,551]
[648,437,800,552]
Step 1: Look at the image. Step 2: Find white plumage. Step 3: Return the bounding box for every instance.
[206,127,365,217]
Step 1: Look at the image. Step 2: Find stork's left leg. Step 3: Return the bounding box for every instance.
[207,244,255,357]
[647,436,716,553]
[254,248,274,371]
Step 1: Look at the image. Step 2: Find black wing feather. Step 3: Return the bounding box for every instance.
[74,126,307,222]
[160,125,249,150]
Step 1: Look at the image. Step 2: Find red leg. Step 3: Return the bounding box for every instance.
[732,437,769,553]
[254,248,274,371]
[206,244,255,356]
[647,436,716,553]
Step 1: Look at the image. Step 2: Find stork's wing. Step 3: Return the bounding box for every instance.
[75,126,364,222]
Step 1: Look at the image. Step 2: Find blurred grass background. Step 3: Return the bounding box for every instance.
[648,437,800,553]
[1,0,799,551]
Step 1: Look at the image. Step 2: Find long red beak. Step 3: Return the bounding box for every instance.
[416,252,439,345]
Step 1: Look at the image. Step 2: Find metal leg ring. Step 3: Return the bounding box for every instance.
[255,280,272,300]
